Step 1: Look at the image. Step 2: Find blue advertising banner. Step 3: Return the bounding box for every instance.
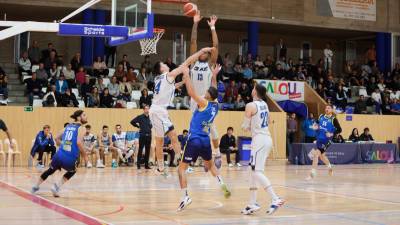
[59,24,128,37]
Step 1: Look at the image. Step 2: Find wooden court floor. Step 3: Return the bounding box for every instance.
[1,162,400,225]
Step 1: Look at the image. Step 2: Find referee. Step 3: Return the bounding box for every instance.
[130,105,152,169]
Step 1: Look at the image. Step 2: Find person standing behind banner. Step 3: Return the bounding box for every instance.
[130,105,152,170]
[302,113,317,143]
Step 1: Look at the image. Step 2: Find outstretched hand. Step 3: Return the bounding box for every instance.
[193,10,203,23]
[207,15,218,27]
[211,64,222,75]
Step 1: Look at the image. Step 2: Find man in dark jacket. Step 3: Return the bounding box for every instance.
[60,88,79,107]
[359,127,374,141]
[219,127,239,167]
[30,125,56,168]
[130,105,152,169]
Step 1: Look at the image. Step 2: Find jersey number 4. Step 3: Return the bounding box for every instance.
[260,111,268,128]
[154,80,161,94]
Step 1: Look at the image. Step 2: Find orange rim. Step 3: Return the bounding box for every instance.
[152,0,189,4]
[153,28,165,33]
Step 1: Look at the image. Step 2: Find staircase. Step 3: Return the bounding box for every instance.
[0,63,29,106]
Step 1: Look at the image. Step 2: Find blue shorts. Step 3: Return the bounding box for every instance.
[316,139,332,154]
[50,152,78,172]
[182,136,212,163]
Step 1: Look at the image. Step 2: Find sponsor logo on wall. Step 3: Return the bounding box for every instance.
[317,0,376,21]
[365,149,395,163]
[255,80,304,102]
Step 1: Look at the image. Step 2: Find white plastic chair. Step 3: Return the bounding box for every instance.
[0,140,6,166]
[41,87,47,93]
[32,99,43,107]
[359,88,369,97]
[126,101,138,109]
[31,65,39,73]
[108,68,115,77]
[4,139,22,167]
[131,90,141,101]
[78,100,85,108]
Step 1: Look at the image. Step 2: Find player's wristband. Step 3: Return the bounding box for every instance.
[210,26,216,30]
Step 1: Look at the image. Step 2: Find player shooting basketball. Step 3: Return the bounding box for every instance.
[189,10,222,168]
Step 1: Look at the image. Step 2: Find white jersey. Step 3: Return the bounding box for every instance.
[250,100,271,137]
[190,61,212,97]
[112,132,126,150]
[83,133,96,149]
[152,73,175,108]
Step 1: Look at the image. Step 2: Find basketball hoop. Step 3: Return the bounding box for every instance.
[139,28,165,55]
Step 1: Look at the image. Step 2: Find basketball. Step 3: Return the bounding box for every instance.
[183,3,198,17]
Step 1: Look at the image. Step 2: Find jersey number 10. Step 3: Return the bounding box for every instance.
[260,111,268,128]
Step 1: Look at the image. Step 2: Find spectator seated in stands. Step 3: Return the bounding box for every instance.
[359,127,374,142]
[71,52,82,73]
[18,51,32,76]
[55,73,68,95]
[272,63,286,79]
[36,63,48,86]
[87,87,100,108]
[63,63,76,88]
[141,55,152,74]
[75,66,86,88]
[28,40,40,64]
[119,76,132,102]
[48,63,60,84]
[232,61,243,82]
[0,72,8,101]
[93,56,108,77]
[390,98,400,114]
[42,85,58,107]
[139,88,152,108]
[165,57,177,71]
[43,50,58,71]
[220,127,240,167]
[163,136,176,167]
[242,63,253,82]
[25,72,43,106]
[119,54,131,72]
[100,87,114,108]
[354,95,368,114]
[30,125,56,168]
[114,63,126,82]
[60,88,78,107]
[108,76,120,98]
[95,77,106,94]
[126,68,140,90]
[234,94,246,111]
[332,133,345,143]
[41,42,57,61]
[335,84,348,110]
[137,66,154,90]
[348,128,360,143]
[81,75,93,105]
[302,112,317,143]
[238,82,251,104]
[225,80,238,104]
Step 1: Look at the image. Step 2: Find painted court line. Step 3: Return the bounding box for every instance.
[0,180,112,225]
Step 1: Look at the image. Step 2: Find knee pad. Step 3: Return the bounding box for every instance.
[63,171,76,180]
[40,167,56,180]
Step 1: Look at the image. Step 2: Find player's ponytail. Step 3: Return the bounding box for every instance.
[255,84,268,103]
[70,110,84,121]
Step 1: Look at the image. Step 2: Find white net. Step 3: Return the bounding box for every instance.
[139,29,165,55]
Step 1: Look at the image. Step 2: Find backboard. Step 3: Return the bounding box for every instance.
[109,0,154,46]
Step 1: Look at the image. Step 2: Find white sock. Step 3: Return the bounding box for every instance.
[117,149,124,161]
[182,188,188,197]
[215,147,221,157]
[216,175,224,185]
[249,172,257,205]
[254,171,279,200]
[112,159,116,163]
[327,163,332,169]
[57,177,67,188]
[158,160,165,171]
[125,150,134,159]
[311,168,316,175]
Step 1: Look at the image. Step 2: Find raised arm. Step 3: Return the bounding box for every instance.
[210,64,222,88]
[208,15,219,65]
[190,11,202,55]
[168,47,214,80]
[182,66,208,109]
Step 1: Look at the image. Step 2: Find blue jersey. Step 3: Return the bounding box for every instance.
[58,123,81,160]
[317,114,336,141]
[189,101,218,137]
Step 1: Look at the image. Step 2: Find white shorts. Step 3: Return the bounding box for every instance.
[149,105,174,138]
[250,134,272,172]
[190,98,219,140]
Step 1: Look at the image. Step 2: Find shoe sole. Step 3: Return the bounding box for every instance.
[267,200,285,215]
[241,206,261,215]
